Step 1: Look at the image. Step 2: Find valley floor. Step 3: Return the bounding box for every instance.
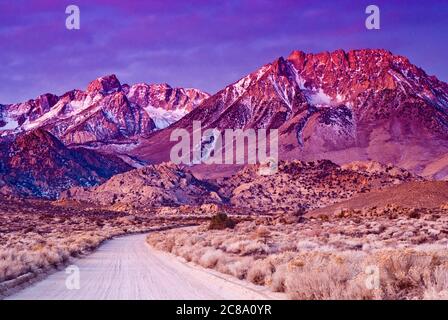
[7,233,284,300]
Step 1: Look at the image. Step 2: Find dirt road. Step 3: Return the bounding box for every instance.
[8,233,284,300]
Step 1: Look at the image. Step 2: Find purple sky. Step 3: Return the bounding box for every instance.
[1,0,447,104]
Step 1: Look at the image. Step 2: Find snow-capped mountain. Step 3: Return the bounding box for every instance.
[3,48,448,199]
[0,75,209,198]
[125,82,207,129]
[0,75,209,145]
[132,49,448,179]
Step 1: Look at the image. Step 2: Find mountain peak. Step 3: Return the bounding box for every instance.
[11,129,67,156]
[287,50,306,62]
[3,128,132,199]
[87,74,122,94]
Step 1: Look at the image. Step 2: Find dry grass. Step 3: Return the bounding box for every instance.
[147,213,448,300]
[0,234,102,282]
[0,197,202,292]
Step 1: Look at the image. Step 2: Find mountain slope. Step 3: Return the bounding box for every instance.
[61,162,222,208]
[309,180,448,218]
[0,129,132,198]
[132,49,448,179]
[61,159,419,213]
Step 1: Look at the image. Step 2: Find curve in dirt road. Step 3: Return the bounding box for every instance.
[7,233,285,300]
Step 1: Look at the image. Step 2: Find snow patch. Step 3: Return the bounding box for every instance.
[309,88,333,106]
[290,64,306,90]
[143,105,188,129]
[335,93,344,103]
[289,61,336,107]
[234,76,252,97]
[227,65,271,104]
[22,94,103,131]
[0,116,19,131]
[269,75,293,109]
[255,65,270,81]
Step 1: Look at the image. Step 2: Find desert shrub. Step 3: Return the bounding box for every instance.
[296,240,319,251]
[226,257,254,279]
[199,249,224,268]
[423,264,448,299]
[284,253,373,300]
[171,245,191,262]
[270,264,288,292]
[222,239,269,256]
[369,250,444,299]
[236,221,257,233]
[221,240,243,254]
[210,235,227,248]
[208,213,236,230]
[193,234,208,245]
[279,250,448,300]
[214,255,234,274]
[42,249,63,266]
[241,241,270,256]
[145,218,448,300]
[247,259,274,285]
[190,247,208,264]
[255,226,271,244]
[423,288,448,299]
[406,208,421,219]
[161,236,176,252]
